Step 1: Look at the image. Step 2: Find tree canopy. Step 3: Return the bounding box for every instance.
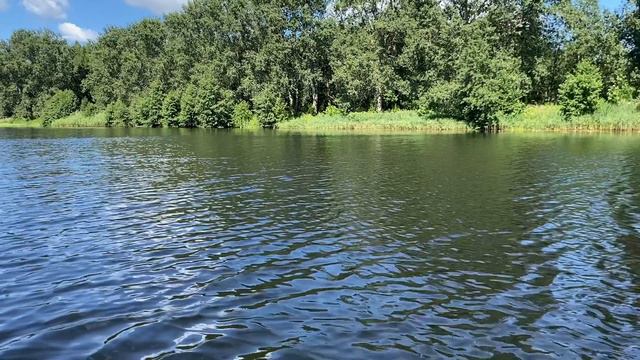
[1,0,638,129]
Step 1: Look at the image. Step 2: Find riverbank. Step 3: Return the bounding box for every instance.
[277,111,472,132]
[500,102,640,132]
[2,102,640,132]
[0,112,107,128]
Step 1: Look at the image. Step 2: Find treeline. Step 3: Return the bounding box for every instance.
[1,0,640,129]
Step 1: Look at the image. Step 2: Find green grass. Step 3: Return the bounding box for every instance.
[3,103,640,133]
[0,118,43,128]
[500,102,640,132]
[50,112,107,127]
[0,112,107,128]
[277,110,472,133]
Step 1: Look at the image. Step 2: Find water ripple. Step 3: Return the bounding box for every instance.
[0,130,639,359]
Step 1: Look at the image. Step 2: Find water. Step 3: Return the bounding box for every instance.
[0,128,639,359]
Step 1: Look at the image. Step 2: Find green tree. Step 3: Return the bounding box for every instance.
[0,0,636,129]
[41,90,78,127]
[0,30,74,118]
[232,101,254,128]
[254,88,289,128]
[129,95,148,126]
[84,19,167,106]
[195,74,234,128]
[179,84,199,128]
[145,81,164,127]
[423,23,529,129]
[559,61,603,119]
[105,100,131,127]
[162,91,182,127]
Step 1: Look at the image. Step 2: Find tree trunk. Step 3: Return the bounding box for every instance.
[376,87,383,112]
[312,84,319,114]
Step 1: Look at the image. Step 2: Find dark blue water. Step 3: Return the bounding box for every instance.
[0,129,639,359]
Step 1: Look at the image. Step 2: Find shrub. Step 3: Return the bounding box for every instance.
[421,82,460,119]
[232,101,253,128]
[559,61,603,119]
[105,103,116,127]
[422,51,528,129]
[162,91,181,127]
[145,83,164,128]
[13,97,35,120]
[606,81,633,104]
[324,105,344,117]
[195,76,234,128]
[80,99,99,116]
[14,92,50,120]
[0,86,19,118]
[254,89,289,128]
[129,95,149,127]
[41,90,78,127]
[127,83,164,127]
[179,85,199,128]
[105,100,130,127]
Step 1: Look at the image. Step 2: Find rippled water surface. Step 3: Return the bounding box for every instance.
[1,129,640,359]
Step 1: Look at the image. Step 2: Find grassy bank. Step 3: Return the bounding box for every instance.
[0,118,43,128]
[50,112,108,128]
[500,102,640,132]
[1,112,108,128]
[2,103,640,132]
[277,111,472,132]
[279,102,640,133]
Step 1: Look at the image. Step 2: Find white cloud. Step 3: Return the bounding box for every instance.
[58,22,98,43]
[124,0,188,14]
[22,0,69,19]
[0,0,9,12]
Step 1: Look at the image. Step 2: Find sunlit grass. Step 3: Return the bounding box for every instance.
[0,118,43,128]
[0,112,107,128]
[3,103,640,133]
[236,116,262,129]
[278,110,472,133]
[501,102,640,132]
[50,112,107,128]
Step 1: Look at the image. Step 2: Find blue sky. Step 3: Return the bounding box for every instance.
[0,0,628,43]
[0,0,188,42]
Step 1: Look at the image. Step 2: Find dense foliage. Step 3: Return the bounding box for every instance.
[41,90,78,127]
[559,61,604,119]
[1,0,639,130]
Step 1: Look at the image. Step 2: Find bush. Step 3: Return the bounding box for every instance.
[195,76,234,128]
[129,84,164,127]
[13,97,35,120]
[41,90,78,127]
[422,50,528,129]
[559,61,603,119]
[179,85,199,128]
[14,92,50,120]
[254,89,289,128]
[80,99,99,116]
[421,82,460,119]
[105,103,116,127]
[162,91,181,127]
[145,83,164,128]
[232,101,253,128]
[0,86,19,118]
[129,95,148,127]
[606,81,633,105]
[105,100,131,127]
[324,105,345,117]
[463,53,528,127]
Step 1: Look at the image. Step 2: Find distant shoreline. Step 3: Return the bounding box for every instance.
[3,103,640,133]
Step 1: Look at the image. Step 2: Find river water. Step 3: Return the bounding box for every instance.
[0,129,639,359]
